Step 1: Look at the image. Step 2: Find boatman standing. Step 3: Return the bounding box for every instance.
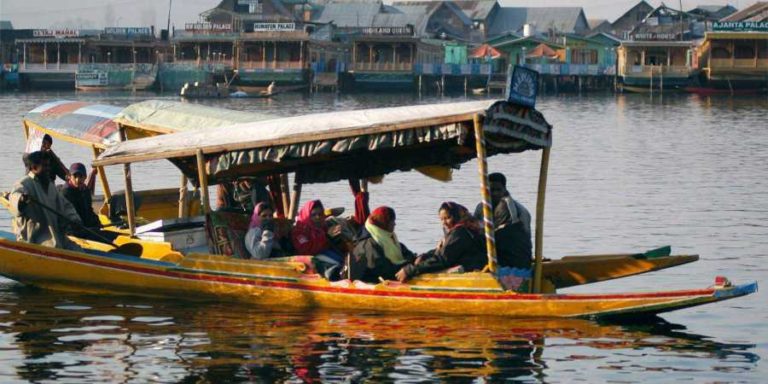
[9,151,82,250]
[474,172,532,269]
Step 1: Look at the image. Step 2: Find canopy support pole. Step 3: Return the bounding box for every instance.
[473,114,497,273]
[118,125,136,236]
[196,149,210,214]
[289,181,302,220]
[91,146,112,212]
[178,175,189,218]
[280,174,290,218]
[532,146,551,293]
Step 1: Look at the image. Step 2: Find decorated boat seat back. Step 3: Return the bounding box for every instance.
[205,211,250,258]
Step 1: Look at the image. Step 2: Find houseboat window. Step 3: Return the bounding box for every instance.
[758,43,768,59]
[711,43,731,59]
[734,44,755,59]
[572,49,598,65]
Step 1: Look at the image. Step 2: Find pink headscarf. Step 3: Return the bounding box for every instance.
[249,202,271,229]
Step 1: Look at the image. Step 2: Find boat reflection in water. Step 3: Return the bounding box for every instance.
[0,285,757,382]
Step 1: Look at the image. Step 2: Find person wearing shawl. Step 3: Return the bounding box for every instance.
[349,206,416,283]
[9,151,81,250]
[245,202,283,259]
[291,200,344,280]
[396,202,486,283]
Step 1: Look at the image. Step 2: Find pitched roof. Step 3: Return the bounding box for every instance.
[0,20,13,30]
[720,2,768,22]
[588,19,609,29]
[488,7,588,37]
[451,0,498,21]
[312,1,384,27]
[611,0,653,24]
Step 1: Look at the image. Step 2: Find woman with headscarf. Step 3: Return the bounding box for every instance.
[245,202,283,259]
[395,202,486,283]
[291,200,344,280]
[348,206,416,283]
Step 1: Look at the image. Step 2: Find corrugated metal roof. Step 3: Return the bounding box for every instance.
[489,7,588,37]
[313,1,384,27]
[720,2,768,22]
[455,0,497,20]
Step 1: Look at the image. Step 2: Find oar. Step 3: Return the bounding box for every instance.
[24,195,142,256]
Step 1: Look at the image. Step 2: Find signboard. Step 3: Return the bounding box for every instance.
[184,22,233,32]
[76,71,108,87]
[361,26,414,36]
[507,65,538,108]
[104,27,151,36]
[713,21,768,32]
[252,22,296,32]
[632,32,678,41]
[33,29,80,38]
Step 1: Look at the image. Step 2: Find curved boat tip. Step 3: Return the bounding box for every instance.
[713,281,758,299]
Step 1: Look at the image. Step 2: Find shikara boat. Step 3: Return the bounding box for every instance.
[0,100,756,319]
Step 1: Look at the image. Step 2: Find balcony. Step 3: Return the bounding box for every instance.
[238,61,305,70]
[624,65,693,77]
[20,63,79,73]
[352,62,413,72]
[710,58,768,69]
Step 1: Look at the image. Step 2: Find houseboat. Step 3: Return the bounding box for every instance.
[689,17,768,94]
[349,27,442,89]
[616,4,699,92]
[16,29,92,89]
[75,27,164,91]
[617,40,697,92]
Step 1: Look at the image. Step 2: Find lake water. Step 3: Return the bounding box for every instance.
[0,90,765,382]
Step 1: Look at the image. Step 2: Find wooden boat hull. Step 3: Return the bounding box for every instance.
[0,233,755,319]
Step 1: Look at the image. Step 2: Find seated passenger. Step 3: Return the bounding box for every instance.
[61,163,100,229]
[291,200,344,280]
[9,151,81,250]
[396,202,486,283]
[473,172,532,269]
[245,202,284,259]
[349,206,416,283]
[60,163,118,243]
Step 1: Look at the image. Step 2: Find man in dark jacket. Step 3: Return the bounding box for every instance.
[41,134,69,183]
[474,172,532,269]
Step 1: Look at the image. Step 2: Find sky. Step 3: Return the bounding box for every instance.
[0,0,756,30]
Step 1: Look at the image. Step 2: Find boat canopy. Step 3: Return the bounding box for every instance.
[114,100,276,137]
[95,100,553,185]
[23,100,123,148]
[22,100,277,147]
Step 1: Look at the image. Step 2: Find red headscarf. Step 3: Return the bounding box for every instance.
[291,200,329,255]
[368,206,395,231]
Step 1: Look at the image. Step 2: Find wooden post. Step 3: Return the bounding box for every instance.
[119,125,136,236]
[178,175,189,218]
[196,149,210,214]
[280,174,291,217]
[262,42,266,69]
[273,42,277,68]
[532,147,551,293]
[472,114,497,273]
[289,181,302,220]
[91,146,112,202]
